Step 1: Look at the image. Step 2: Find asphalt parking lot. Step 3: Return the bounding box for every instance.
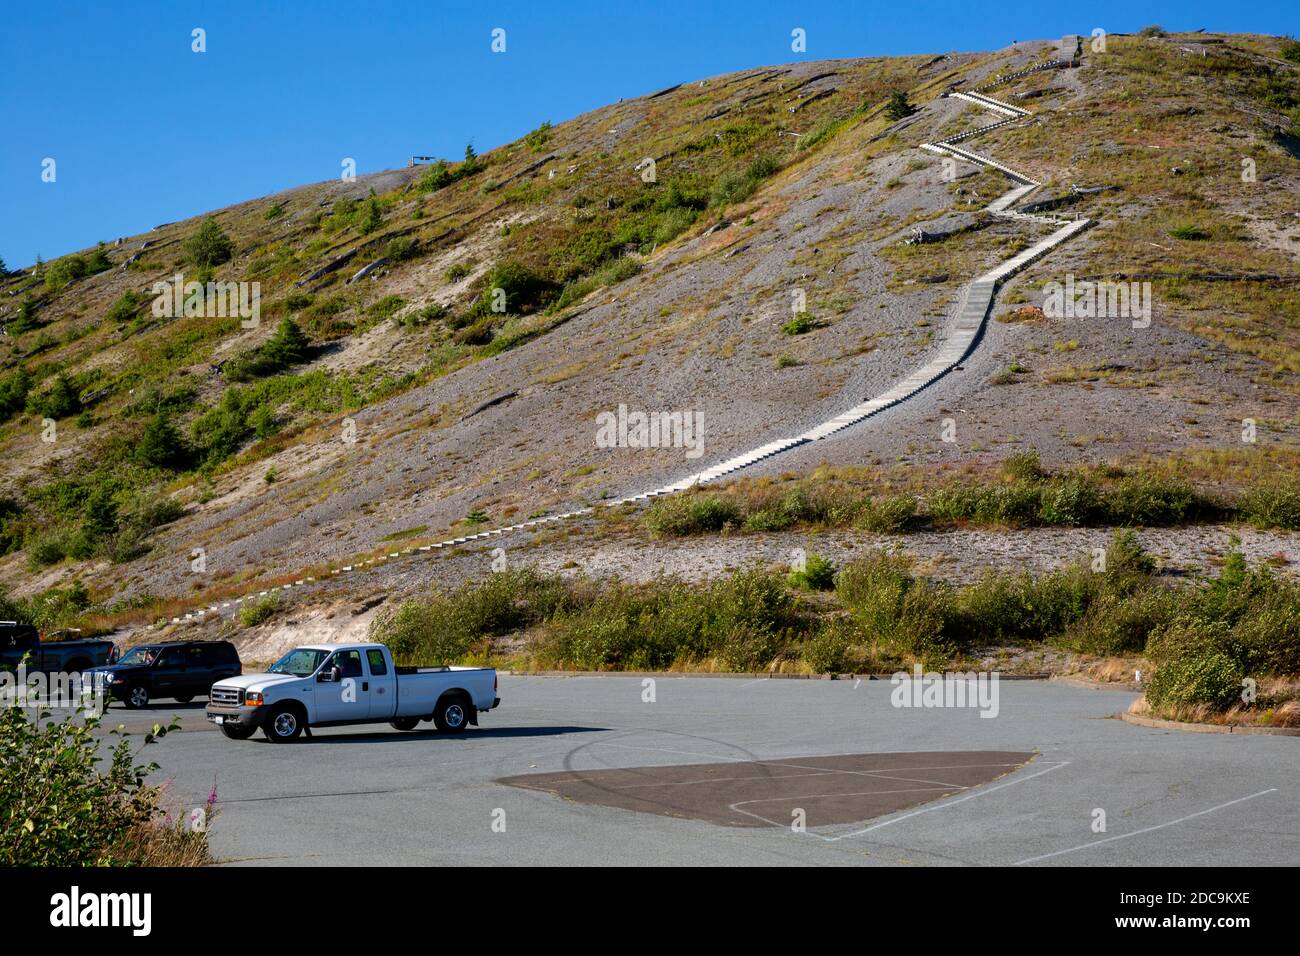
[121,676,1299,866]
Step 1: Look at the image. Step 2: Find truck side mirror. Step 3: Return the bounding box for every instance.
[318,666,341,683]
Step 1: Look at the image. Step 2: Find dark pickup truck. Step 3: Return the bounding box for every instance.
[0,621,117,673]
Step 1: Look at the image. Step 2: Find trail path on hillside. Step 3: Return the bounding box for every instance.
[143,53,1099,635]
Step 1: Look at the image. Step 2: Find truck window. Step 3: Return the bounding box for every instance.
[329,650,364,679]
[2,628,36,651]
[365,649,388,675]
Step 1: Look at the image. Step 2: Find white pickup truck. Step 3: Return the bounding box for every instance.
[205,642,499,742]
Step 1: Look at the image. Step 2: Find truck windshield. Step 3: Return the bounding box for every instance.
[116,647,157,666]
[269,648,329,677]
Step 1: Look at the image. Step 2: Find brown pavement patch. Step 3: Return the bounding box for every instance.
[499,750,1035,829]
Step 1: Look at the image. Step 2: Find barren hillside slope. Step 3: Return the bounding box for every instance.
[1,32,1297,641]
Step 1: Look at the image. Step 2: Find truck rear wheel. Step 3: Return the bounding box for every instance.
[264,705,304,742]
[433,696,470,733]
[390,717,419,731]
[221,724,257,740]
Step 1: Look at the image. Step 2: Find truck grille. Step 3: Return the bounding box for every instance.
[210,686,241,707]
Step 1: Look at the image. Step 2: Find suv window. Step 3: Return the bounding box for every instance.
[198,643,234,665]
[366,649,388,675]
[330,650,364,679]
[186,645,206,666]
[156,647,185,667]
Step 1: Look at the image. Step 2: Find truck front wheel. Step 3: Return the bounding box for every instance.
[433,696,470,733]
[264,705,304,742]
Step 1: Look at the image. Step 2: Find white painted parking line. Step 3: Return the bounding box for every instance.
[1013,789,1279,865]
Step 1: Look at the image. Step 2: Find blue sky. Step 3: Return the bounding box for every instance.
[1,0,1295,269]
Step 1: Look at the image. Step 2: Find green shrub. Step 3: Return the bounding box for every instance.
[0,704,194,865]
[644,494,740,537]
[801,621,855,673]
[105,290,146,325]
[7,299,41,335]
[366,295,405,320]
[715,624,787,671]
[1037,475,1101,525]
[954,566,1097,645]
[471,261,555,317]
[857,495,917,532]
[44,254,89,291]
[26,373,81,419]
[524,121,553,152]
[1001,451,1045,483]
[789,552,837,590]
[360,197,383,234]
[1105,474,1198,525]
[239,593,281,628]
[535,568,794,671]
[1231,587,1300,675]
[1061,588,1177,655]
[0,367,31,423]
[373,568,571,664]
[184,219,234,268]
[884,91,915,121]
[136,412,189,469]
[385,237,418,262]
[225,317,310,381]
[782,314,814,335]
[1237,481,1300,530]
[0,498,23,556]
[1146,651,1243,710]
[25,528,70,568]
[836,551,954,661]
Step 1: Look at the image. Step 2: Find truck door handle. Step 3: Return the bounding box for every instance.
[362,681,369,691]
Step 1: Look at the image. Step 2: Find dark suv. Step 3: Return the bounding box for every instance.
[91,640,242,708]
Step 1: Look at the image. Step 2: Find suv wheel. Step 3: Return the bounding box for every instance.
[220,724,257,740]
[126,685,150,709]
[174,695,194,704]
[390,717,419,732]
[264,705,304,742]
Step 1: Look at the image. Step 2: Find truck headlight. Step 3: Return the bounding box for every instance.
[244,691,264,706]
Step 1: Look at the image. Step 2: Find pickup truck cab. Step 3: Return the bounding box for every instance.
[205,642,499,742]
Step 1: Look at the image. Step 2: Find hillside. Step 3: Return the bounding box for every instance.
[1,31,1298,646]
